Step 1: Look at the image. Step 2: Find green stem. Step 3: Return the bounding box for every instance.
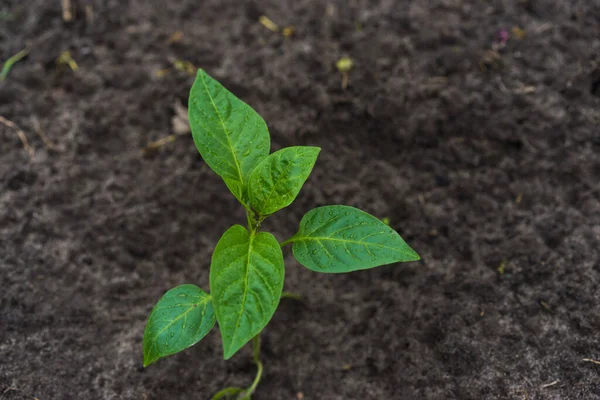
[211,335,264,400]
[251,334,261,363]
[246,208,256,232]
[1,47,30,81]
[240,335,263,399]
[246,207,267,234]
[281,291,302,301]
[280,238,293,247]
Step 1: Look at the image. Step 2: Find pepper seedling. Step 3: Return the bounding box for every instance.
[336,56,353,89]
[143,69,420,399]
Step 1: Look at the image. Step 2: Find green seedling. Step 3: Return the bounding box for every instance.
[56,51,79,72]
[0,11,14,20]
[143,69,420,399]
[0,47,29,81]
[336,56,353,89]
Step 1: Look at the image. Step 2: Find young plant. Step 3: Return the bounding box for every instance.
[143,69,420,399]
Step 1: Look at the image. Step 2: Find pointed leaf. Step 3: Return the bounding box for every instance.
[210,225,284,359]
[288,205,419,273]
[188,69,270,189]
[224,177,248,207]
[248,146,320,216]
[143,284,216,367]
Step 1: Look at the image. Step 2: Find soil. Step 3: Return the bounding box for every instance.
[1,0,600,399]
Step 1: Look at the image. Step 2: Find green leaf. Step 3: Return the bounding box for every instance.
[287,205,419,273]
[210,225,284,359]
[223,177,248,206]
[248,146,320,216]
[211,387,245,400]
[143,284,216,367]
[188,69,270,189]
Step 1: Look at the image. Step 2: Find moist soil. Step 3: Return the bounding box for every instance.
[1,1,600,399]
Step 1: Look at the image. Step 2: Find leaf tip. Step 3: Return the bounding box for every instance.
[222,340,243,360]
[308,146,322,158]
[222,348,235,361]
[142,353,155,368]
[408,248,421,261]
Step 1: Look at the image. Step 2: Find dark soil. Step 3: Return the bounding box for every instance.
[1,0,600,399]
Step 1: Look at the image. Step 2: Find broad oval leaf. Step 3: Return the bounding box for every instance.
[188,69,270,187]
[248,146,320,216]
[143,284,216,367]
[288,205,420,273]
[210,225,284,359]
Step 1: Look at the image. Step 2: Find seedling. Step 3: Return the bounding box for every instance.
[56,51,79,72]
[336,56,353,89]
[143,69,420,399]
[0,47,29,81]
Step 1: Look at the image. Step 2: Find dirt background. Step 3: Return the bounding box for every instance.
[1,0,600,399]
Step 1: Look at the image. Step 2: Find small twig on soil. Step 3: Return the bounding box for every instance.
[479,50,501,71]
[519,135,538,153]
[448,137,465,145]
[496,76,508,93]
[168,31,184,44]
[0,116,34,158]
[341,72,349,90]
[515,193,523,204]
[540,379,560,388]
[85,3,95,25]
[583,358,600,365]
[325,4,335,17]
[259,15,279,32]
[141,134,177,155]
[514,85,537,94]
[516,389,529,400]
[61,0,73,22]
[32,117,62,151]
[3,386,20,394]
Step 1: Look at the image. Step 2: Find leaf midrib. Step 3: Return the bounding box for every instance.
[291,236,416,257]
[256,150,305,213]
[228,231,254,355]
[200,72,244,184]
[148,296,211,353]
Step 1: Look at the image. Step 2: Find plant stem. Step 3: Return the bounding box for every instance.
[240,335,263,400]
[281,291,302,301]
[1,47,30,81]
[251,334,261,362]
[246,209,255,232]
[279,237,290,247]
[246,207,266,234]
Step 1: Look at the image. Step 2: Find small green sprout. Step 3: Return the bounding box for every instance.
[0,11,14,21]
[143,69,419,398]
[336,57,353,73]
[56,51,79,72]
[335,56,353,89]
[0,47,29,81]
